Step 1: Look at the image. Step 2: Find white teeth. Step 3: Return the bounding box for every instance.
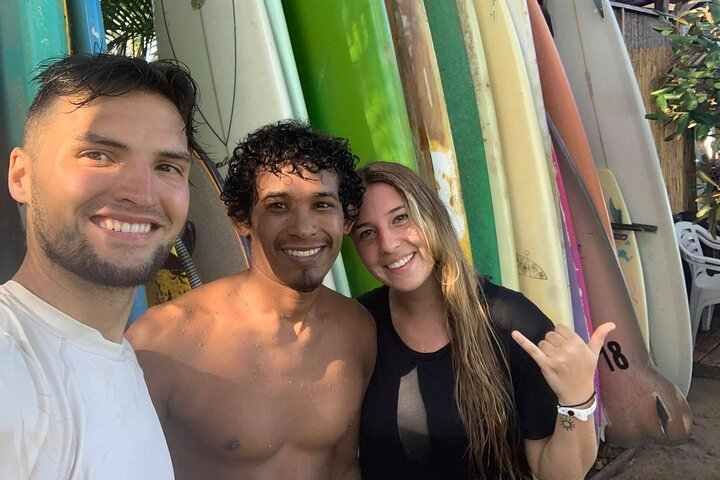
[99,219,152,234]
[387,254,414,270]
[285,247,322,258]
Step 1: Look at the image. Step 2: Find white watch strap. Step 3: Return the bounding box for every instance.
[557,397,597,422]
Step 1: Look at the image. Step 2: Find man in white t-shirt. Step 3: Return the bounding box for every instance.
[0,54,200,479]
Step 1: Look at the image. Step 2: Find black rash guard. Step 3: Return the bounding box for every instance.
[357,279,557,479]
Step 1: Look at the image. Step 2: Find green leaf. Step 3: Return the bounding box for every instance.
[697,203,714,218]
[690,110,720,126]
[698,169,720,189]
[681,91,700,110]
[678,113,692,133]
[697,123,712,140]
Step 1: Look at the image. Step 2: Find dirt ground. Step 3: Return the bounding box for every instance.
[588,374,720,479]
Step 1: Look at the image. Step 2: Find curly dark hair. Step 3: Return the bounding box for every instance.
[27,53,200,152]
[221,120,364,223]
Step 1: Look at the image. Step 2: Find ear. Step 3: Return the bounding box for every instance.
[232,217,252,238]
[343,219,354,235]
[8,147,32,204]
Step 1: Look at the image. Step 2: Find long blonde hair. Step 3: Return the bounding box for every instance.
[358,162,518,478]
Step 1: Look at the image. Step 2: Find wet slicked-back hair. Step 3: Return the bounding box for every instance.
[222,120,364,223]
[26,53,200,151]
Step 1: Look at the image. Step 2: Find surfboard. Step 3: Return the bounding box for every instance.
[472,0,573,329]
[282,0,418,296]
[66,0,107,54]
[386,0,476,270]
[527,0,613,241]
[554,149,601,433]
[598,168,651,350]
[505,0,555,179]
[420,0,502,279]
[553,149,592,341]
[264,0,351,296]
[0,0,69,282]
[455,0,519,291]
[155,0,291,176]
[547,0,692,395]
[550,118,692,447]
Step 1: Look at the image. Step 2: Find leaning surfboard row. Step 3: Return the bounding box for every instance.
[148,0,693,447]
[3,0,694,448]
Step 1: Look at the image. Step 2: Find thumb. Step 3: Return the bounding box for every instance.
[588,322,616,355]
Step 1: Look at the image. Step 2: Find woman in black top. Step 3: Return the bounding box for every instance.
[349,162,614,479]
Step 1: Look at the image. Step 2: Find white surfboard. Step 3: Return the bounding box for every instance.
[547,0,692,395]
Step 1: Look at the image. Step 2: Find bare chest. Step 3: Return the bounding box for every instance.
[167,341,365,462]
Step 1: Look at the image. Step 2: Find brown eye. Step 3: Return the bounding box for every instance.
[84,151,110,162]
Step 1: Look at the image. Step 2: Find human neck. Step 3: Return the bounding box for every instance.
[243,266,322,326]
[389,277,448,352]
[12,253,135,344]
[389,275,444,319]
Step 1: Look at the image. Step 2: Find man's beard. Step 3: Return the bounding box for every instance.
[289,268,324,293]
[31,188,172,288]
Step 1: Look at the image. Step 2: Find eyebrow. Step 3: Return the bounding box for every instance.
[351,205,405,232]
[75,132,193,164]
[261,191,340,201]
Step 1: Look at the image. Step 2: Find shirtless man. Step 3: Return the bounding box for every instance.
[1,54,199,478]
[127,120,376,479]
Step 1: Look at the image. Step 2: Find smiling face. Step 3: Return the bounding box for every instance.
[8,92,191,287]
[239,166,351,293]
[351,182,436,293]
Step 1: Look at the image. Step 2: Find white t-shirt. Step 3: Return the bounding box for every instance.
[0,281,174,479]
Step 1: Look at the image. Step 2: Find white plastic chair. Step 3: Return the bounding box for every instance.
[675,221,720,345]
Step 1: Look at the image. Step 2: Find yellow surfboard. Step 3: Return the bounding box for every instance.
[473,0,572,327]
[455,0,518,290]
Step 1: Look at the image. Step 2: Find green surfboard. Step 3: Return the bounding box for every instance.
[282,0,418,296]
[422,0,500,282]
[264,0,352,297]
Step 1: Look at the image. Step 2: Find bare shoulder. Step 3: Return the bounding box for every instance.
[126,275,241,355]
[318,288,376,366]
[322,288,375,335]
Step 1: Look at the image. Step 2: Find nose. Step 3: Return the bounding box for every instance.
[114,159,159,207]
[377,228,400,253]
[287,206,318,238]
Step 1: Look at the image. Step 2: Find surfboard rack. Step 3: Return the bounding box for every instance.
[611,222,658,233]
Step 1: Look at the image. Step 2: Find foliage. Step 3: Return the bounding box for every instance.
[647,0,720,234]
[101,0,155,58]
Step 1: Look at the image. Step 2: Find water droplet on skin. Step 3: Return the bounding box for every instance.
[197,341,204,347]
